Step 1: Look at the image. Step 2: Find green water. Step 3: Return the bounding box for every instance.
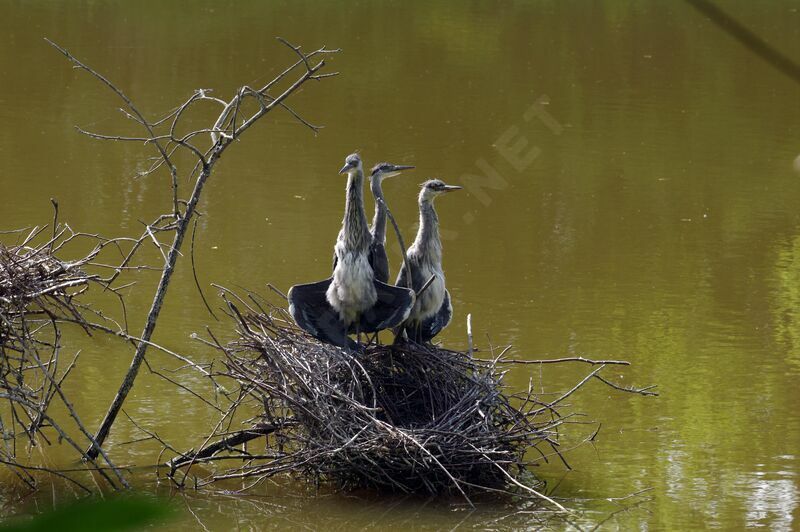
[1,1,800,529]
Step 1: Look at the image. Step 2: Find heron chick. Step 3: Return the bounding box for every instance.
[396,179,462,343]
[289,153,414,349]
[327,153,377,327]
[333,161,414,282]
[368,162,415,282]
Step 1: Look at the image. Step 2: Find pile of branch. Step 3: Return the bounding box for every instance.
[170,291,655,509]
[1,227,100,336]
[0,225,128,493]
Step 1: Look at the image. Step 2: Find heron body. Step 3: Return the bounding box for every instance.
[289,153,415,349]
[326,158,377,327]
[396,179,461,343]
[368,174,391,283]
[405,203,446,321]
[332,162,415,283]
[368,162,414,282]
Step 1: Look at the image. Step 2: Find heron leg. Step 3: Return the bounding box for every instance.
[412,323,422,345]
[391,326,407,346]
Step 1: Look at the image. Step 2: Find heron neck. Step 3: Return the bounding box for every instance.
[415,199,441,263]
[370,178,387,243]
[343,169,370,250]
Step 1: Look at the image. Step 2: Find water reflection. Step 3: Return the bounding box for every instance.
[744,477,797,530]
[772,232,800,374]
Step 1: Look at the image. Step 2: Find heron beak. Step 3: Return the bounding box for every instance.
[383,165,415,179]
[339,163,351,174]
[442,185,463,192]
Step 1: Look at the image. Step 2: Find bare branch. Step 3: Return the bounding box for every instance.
[45,38,181,216]
[46,38,342,460]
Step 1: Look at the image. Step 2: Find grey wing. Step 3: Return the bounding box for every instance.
[332,228,344,273]
[356,281,415,333]
[288,278,356,350]
[369,240,390,284]
[395,260,408,288]
[394,255,426,292]
[418,289,453,342]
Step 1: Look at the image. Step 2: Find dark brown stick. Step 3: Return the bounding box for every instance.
[168,423,290,470]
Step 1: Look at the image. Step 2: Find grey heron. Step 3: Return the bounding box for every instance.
[288,153,415,349]
[395,179,462,343]
[333,162,415,282]
[331,161,413,345]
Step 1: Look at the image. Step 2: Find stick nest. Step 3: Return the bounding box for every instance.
[0,241,90,337]
[209,301,561,499]
[1,228,131,493]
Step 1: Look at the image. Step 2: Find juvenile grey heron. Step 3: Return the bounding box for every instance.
[289,153,415,349]
[367,162,415,282]
[395,179,462,343]
[332,162,414,282]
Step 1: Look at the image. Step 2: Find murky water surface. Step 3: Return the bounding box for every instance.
[1,1,800,529]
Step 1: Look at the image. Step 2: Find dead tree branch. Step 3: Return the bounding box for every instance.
[45,38,340,459]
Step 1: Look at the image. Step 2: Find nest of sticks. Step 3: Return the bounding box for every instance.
[182,293,595,504]
[1,226,130,492]
[1,241,89,342]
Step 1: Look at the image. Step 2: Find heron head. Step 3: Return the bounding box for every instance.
[339,152,363,175]
[370,162,415,182]
[420,179,462,201]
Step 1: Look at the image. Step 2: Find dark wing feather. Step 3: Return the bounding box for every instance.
[394,255,426,291]
[355,281,415,334]
[288,278,356,350]
[417,289,452,342]
[368,240,390,284]
[332,227,343,273]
